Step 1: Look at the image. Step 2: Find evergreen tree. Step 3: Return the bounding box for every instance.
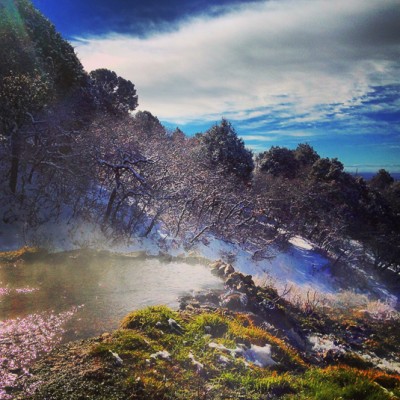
[294,143,320,167]
[257,146,298,179]
[369,169,394,191]
[0,0,85,192]
[89,68,138,115]
[200,119,254,180]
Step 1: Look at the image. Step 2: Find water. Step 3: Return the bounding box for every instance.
[348,171,400,181]
[0,250,223,397]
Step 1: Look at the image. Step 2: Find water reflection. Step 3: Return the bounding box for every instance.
[1,251,223,335]
[0,250,223,397]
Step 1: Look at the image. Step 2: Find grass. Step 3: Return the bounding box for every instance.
[294,366,400,400]
[18,305,400,399]
[0,246,46,264]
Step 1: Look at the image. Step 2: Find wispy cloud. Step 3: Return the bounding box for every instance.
[73,0,400,125]
[240,135,276,142]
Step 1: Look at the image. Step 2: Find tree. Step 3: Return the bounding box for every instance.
[200,119,254,180]
[369,169,394,191]
[310,157,344,182]
[257,146,299,179]
[0,0,85,193]
[384,181,400,215]
[0,72,50,192]
[170,127,186,143]
[294,143,320,167]
[133,111,166,138]
[89,69,138,115]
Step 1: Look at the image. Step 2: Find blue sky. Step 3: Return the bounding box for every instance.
[32,0,400,172]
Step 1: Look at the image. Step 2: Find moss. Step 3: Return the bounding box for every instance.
[16,306,400,400]
[338,352,374,369]
[293,366,400,400]
[187,312,229,337]
[120,305,181,330]
[226,314,307,370]
[0,246,46,263]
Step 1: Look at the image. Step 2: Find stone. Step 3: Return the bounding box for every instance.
[223,264,235,276]
[242,275,254,286]
[220,293,248,311]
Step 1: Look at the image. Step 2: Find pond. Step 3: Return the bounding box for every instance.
[0,250,223,397]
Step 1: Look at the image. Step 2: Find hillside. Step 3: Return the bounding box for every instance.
[1,1,400,399]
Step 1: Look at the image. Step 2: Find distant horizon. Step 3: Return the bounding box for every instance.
[345,169,400,178]
[32,0,400,172]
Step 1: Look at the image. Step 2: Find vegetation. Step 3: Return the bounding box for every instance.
[1,0,399,278]
[199,118,254,181]
[0,246,46,264]
[15,306,400,399]
[1,2,400,397]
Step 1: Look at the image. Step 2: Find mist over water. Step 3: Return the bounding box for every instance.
[0,250,223,396]
[0,251,223,337]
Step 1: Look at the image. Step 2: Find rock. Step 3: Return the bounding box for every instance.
[100,333,111,340]
[236,282,249,293]
[216,354,231,366]
[323,349,342,364]
[220,293,248,311]
[242,275,254,286]
[109,350,123,366]
[223,264,235,276]
[150,350,171,361]
[145,358,154,367]
[225,272,243,287]
[210,260,223,272]
[168,318,184,335]
[188,352,204,374]
[194,291,220,305]
[286,328,307,351]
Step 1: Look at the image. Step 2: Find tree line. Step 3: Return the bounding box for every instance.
[1,0,399,278]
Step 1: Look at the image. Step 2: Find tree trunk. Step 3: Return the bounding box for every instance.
[143,209,162,238]
[9,126,20,193]
[104,188,117,223]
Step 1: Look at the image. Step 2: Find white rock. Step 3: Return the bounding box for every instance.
[243,344,277,368]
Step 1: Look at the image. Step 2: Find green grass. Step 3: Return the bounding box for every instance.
[292,366,400,400]
[20,306,400,400]
[0,246,46,263]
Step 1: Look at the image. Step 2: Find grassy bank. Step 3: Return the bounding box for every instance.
[14,305,400,399]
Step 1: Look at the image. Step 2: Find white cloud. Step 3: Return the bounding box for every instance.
[240,134,278,141]
[72,0,400,125]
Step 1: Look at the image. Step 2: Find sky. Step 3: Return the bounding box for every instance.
[31,0,400,172]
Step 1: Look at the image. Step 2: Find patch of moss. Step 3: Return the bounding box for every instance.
[187,312,229,337]
[16,306,400,400]
[338,352,375,369]
[120,305,182,332]
[226,314,307,370]
[214,370,296,399]
[0,246,46,264]
[293,366,400,400]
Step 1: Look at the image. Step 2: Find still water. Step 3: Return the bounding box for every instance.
[0,250,223,396]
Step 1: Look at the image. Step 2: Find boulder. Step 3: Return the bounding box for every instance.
[220,292,248,311]
[223,264,235,276]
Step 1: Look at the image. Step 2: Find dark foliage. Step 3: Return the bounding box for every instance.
[254,144,400,274]
[294,143,320,167]
[89,68,138,115]
[200,118,254,180]
[369,169,395,191]
[257,146,299,179]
